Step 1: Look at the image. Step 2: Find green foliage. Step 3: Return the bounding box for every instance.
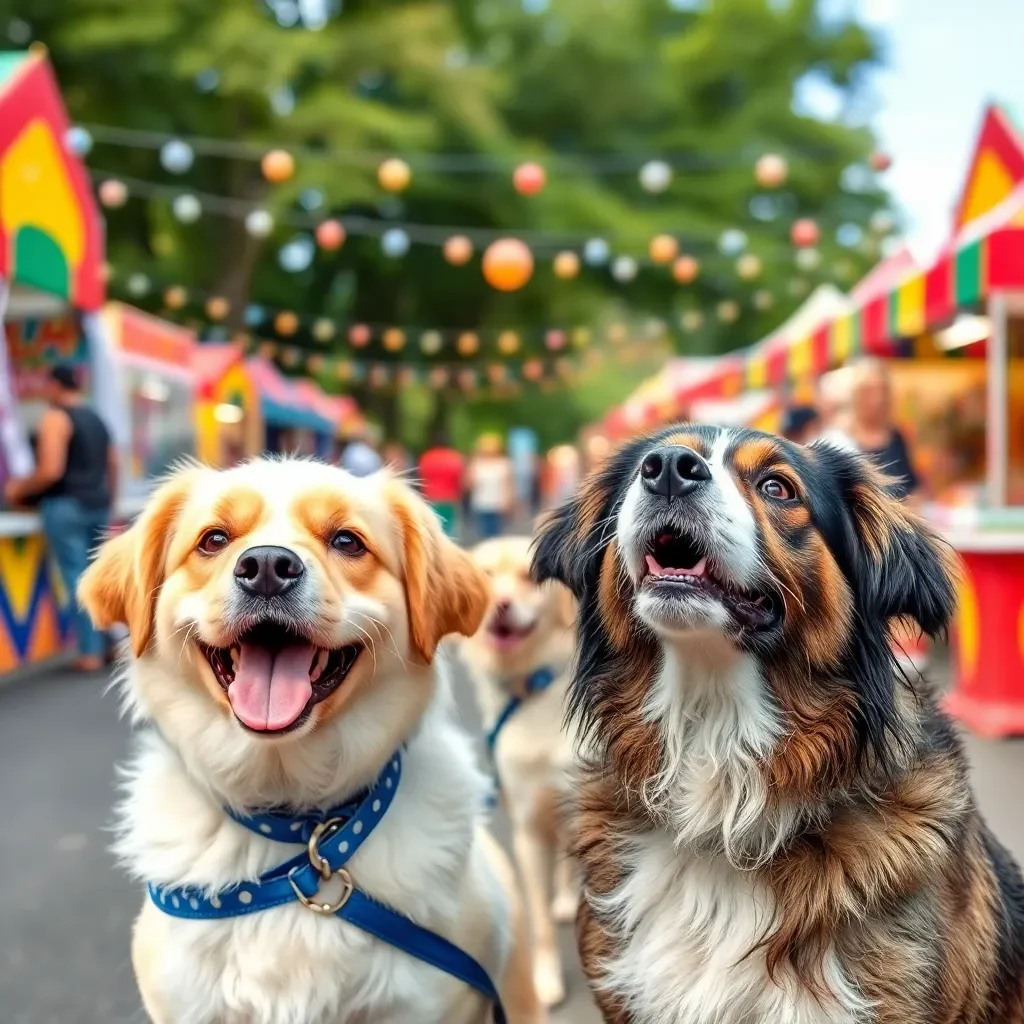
[14,0,890,448]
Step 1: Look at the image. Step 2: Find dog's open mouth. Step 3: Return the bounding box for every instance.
[199,622,362,735]
[642,527,779,631]
[487,614,536,648]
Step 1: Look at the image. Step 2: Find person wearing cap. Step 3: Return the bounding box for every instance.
[4,364,116,672]
[466,432,513,540]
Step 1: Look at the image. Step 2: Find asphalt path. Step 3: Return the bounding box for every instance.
[0,658,598,1024]
[2,656,1023,1023]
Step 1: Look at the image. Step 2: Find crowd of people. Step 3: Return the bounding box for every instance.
[338,429,578,542]
[0,354,921,677]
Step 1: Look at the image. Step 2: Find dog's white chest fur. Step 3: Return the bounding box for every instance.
[117,702,507,1024]
[595,647,867,1024]
[598,834,865,1024]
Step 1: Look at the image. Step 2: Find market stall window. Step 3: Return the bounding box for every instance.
[888,359,987,507]
[125,367,194,483]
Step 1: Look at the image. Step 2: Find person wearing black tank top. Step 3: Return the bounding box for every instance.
[5,364,117,672]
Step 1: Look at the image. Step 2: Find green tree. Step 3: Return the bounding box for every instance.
[14,0,890,448]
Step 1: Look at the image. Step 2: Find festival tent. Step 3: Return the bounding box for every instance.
[0,48,123,478]
[244,357,337,438]
[0,50,104,310]
[657,104,1024,404]
[193,343,262,466]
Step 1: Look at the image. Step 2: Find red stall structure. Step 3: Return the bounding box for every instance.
[603,103,1024,735]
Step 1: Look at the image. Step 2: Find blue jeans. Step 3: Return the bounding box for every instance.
[40,497,110,659]
[475,510,504,540]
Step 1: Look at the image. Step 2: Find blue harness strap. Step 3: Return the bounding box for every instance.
[483,665,559,809]
[484,665,559,756]
[149,752,506,1024]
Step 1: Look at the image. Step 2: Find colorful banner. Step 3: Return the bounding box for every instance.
[6,313,89,400]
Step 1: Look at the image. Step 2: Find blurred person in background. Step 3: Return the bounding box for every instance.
[4,364,115,672]
[780,405,822,445]
[339,432,383,477]
[467,432,513,540]
[418,431,464,537]
[547,444,581,505]
[846,358,921,503]
[816,366,857,449]
[382,439,412,476]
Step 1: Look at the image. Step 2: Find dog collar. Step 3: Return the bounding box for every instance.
[148,750,505,1023]
[485,665,559,755]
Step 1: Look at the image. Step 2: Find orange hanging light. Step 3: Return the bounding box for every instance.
[482,238,534,292]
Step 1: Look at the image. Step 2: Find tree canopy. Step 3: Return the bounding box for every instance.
[23,0,892,449]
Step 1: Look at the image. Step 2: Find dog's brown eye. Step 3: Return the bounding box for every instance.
[198,529,230,554]
[331,530,366,556]
[759,476,794,501]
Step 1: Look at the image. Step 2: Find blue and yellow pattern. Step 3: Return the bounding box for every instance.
[0,533,72,670]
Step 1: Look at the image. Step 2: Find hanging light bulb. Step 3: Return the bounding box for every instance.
[381,228,410,258]
[611,255,638,282]
[639,160,672,194]
[160,139,194,174]
[583,237,610,266]
[482,239,534,291]
[419,330,443,355]
[172,194,202,224]
[553,251,580,279]
[261,149,295,183]
[378,157,412,192]
[245,209,275,238]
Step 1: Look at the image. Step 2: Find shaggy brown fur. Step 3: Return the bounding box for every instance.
[534,425,1024,1023]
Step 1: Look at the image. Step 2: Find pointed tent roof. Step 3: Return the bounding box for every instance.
[952,104,1024,236]
[0,50,105,309]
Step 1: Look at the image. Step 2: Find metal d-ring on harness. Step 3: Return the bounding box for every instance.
[149,751,506,1024]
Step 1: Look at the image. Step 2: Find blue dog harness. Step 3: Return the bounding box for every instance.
[484,665,559,756]
[483,666,559,808]
[150,752,506,1023]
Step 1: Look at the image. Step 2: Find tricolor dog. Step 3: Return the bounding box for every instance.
[533,425,1024,1024]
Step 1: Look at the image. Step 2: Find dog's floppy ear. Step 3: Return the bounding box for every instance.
[822,445,958,637]
[531,473,611,597]
[532,434,648,596]
[389,484,491,662]
[553,581,577,629]
[78,467,198,658]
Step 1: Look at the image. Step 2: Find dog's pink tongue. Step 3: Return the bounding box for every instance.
[228,643,314,731]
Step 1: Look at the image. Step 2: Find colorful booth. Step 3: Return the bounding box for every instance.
[245,357,339,457]
[0,49,112,671]
[102,303,196,498]
[194,343,262,467]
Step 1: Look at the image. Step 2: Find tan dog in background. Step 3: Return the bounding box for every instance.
[463,535,579,1009]
[78,459,545,1024]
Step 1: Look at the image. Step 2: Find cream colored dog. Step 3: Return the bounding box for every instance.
[463,535,579,1009]
[79,458,545,1024]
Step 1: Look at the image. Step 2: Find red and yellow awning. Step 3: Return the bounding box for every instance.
[0,50,104,310]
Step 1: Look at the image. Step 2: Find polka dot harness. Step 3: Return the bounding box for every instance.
[149,750,505,1022]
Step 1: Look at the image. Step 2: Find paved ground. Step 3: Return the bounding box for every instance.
[2,659,1024,1023]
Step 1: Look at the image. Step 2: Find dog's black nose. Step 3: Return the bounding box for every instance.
[640,445,712,498]
[233,545,305,597]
